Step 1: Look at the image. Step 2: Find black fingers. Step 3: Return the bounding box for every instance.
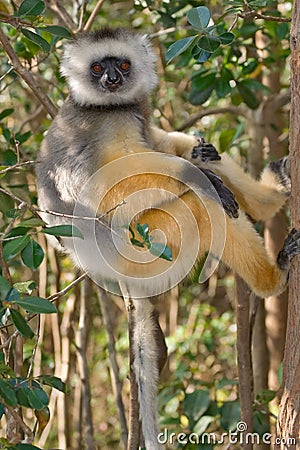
[201,168,239,219]
[267,156,291,194]
[277,228,300,270]
[192,138,221,163]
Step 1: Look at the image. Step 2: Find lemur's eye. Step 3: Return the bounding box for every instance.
[120,61,131,72]
[91,62,103,74]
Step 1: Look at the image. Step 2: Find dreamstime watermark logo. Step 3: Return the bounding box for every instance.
[70,152,228,297]
[157,421,297,446]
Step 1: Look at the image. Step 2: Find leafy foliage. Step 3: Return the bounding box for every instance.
[129,223,173,261]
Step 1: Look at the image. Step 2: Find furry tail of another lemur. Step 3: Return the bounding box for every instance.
[132,299,162,450]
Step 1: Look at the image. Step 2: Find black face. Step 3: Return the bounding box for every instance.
[90,57,131,92]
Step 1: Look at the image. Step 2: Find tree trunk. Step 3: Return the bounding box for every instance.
[275,2,300,447]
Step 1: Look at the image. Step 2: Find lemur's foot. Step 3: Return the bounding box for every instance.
[192,138,221,164]
[201,168,239,219]
[277,228,300,270]
[267,156,291,195]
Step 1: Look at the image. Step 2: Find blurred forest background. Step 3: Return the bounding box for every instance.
[0,0,296,449]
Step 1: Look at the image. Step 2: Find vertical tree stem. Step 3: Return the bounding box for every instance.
[276,1,300,447]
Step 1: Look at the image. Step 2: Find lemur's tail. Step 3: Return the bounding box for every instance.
[133,299,162,450]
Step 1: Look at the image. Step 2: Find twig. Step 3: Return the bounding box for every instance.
[0,65,14,82]
[0,11,32,27]
[0,186,126,228]
[83,0,106,31]
[46,0,76,31]
[238,0,291,23]
[47,273,86,302]
[19,104,44,131]
[176,106,247,131]
[27,315,41,378]
[0,27,58,118]
[0,160,37,175]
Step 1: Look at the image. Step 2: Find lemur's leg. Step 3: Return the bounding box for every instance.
[150,127,288,221]
[133,191,300,299]
[207,154,290,221]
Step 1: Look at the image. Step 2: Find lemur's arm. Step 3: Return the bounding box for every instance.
[150,126,289,222]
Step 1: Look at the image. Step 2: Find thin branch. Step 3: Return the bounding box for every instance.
[238,0,291,23]
[176,106,247,131]
[46,0,77,31]
[0,11,32,27]
[19,104,44,131]
[238,11,291,22]
[47,273,86,303]
[0,27,58,118]
[83,0,106,31]
[0,186,126,228]
[0,160,37,175]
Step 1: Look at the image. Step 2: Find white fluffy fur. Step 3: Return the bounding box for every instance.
[60,31,158,106]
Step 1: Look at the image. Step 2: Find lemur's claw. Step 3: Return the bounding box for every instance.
[277,228,300,270]
[267,156,291,195]
[201,168,239,219]
[192,138,221,163]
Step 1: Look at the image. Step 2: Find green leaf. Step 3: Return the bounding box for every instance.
[16,387,31,408]
[187,6,211,30]
[130,238,144,248]
[10,309,35,338]
[0,378,17,406]
[5,208,23,219]
[37,375,68,393]
[190,72,216,105]
[19,217,45,228]
[237,80,260,109]
[41,224,83,239]
[14,280,36,294]
[0,109,14,121]
[21,238,44,270]
[41,25,71,38]
[27,387,48,409]
[166,36,198,64]
[17,0,45,17]
[21,29,50,53]
[12,296,57,314]
[15,443,42,449]
[6,288,20,302]
[149,242,173,261]
[183,390,211,425]
[0,276,12,302]
[15,130,31,144]
[215,77,231,98]
[193,415,215,434]
[136,223,149,241]
[219,32,235,45]
[198,35,221,53]
[6,227,28,238]
[220,401,240,431]
[3,235,30,261]
[196,49,212,63]
[0,402,4,419]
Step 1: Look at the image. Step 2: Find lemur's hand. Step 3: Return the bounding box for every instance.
[277,228,300,270]
[191,138,221,164]
[266,156,291,195]
[201,168,239,219]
